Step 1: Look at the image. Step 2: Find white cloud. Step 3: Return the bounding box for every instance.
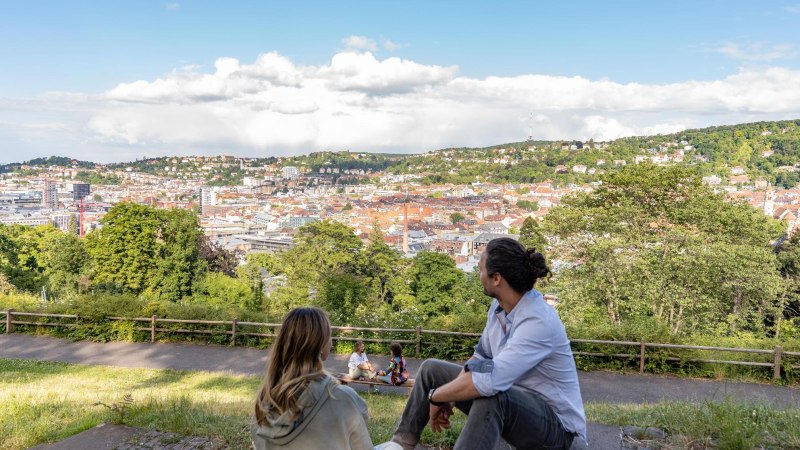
[321,52,458,94]
[383,40,406,51]
[342,35,378,52]
[716,42,796,62]
[3,48,800,163]
[166,3,180,11]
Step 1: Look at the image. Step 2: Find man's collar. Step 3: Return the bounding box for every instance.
[494,289,539,318]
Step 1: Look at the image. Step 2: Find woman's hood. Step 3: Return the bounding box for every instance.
[253,375,334,445]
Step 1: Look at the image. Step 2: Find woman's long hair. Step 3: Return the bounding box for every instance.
[254,307,332,425]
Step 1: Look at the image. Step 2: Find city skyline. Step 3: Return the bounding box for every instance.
[2,0,800,163]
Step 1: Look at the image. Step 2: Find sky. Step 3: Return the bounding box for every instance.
[1,0,800,164]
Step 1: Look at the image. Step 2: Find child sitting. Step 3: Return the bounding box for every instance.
[376,342,409,386]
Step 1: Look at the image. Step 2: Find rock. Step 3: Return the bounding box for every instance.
[644,427,666,440]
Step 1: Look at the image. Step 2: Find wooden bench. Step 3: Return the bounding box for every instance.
[333,372,415,393]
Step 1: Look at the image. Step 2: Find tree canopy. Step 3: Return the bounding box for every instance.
[545,164,786,336]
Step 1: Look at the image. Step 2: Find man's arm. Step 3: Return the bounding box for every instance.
[471,316,553,397]
[429,361,480,403]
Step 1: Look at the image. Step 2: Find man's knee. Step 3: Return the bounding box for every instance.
[419,359,449,378]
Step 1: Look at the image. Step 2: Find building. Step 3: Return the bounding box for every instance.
[0,214,51,227]
[199,187,218,214]
[278,216,318,229]
[42,180,57,209]
[0,192,41,206]
[50,212,74,233]
[233,233,295,253]
[72,183,90,201]
[243,177,263,187]
[282,166,300,180]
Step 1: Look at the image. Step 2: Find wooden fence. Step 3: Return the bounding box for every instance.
[3,309,799,381]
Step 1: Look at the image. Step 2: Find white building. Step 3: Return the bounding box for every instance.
[282,166,300,180]
[199,187,218,214]
[243,177,263,187]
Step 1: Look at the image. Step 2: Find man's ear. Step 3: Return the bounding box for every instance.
[492,272,502,286]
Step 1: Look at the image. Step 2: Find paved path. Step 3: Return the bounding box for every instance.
[3,334,799,450]
[2,334,798,407]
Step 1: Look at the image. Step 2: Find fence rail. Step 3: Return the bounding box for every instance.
[3,309,799,380]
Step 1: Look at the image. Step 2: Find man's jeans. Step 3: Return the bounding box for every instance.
[392,359,574,450]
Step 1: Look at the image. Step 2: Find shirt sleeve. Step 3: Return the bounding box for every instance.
[470,315,554,397]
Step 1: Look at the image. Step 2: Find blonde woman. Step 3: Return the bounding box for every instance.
[252,307,400,450]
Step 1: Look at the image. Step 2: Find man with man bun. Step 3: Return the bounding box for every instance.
[391,237,586,450]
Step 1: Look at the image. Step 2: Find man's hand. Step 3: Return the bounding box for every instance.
[428,402,454,433]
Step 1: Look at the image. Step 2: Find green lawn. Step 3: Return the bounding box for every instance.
[0,358,463,450]
[585,402,800,449]
[2,358,799,450]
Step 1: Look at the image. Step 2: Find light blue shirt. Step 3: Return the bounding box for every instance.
[469,289,587,443]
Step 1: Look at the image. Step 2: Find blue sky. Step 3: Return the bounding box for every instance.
[1,1,800,163]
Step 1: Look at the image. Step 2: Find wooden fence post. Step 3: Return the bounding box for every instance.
[5,309,11,334]
[639,340,646,373]
[231,318,238,346]
[774,345,783,381]
[415,326,421,358]
[151,315,156,343]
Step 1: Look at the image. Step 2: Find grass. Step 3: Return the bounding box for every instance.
[3,358,800,450]
[0,358,464,450]
[586,402,800,449]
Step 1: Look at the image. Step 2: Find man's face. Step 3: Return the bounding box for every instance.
[479,252,496,298]
[356,342,364,354]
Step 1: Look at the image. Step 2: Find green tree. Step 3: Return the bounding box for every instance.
[0,225,61,291]
[545,164,785,336]
[776,233,800,337]
[267,220,364,317]
[317,272,368,322]
[516,200,538,212]
[450,212,465,224]
[42,232,90,296]
[85,203,204,300]
[189,272,259,310]
[279,220,363,287]
[150,208,205,302]
[409,251,465,317]
[519,217,547,252]
[0,272,14,294]
[85,203,161,293]
[362,224,410,305]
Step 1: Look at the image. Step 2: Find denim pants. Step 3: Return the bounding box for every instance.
[392,359,574,450]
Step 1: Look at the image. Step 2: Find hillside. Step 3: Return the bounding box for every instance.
[5,119,800,187]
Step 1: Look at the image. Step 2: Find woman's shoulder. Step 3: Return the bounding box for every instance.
[330,381,359,397]
[328,382,367,409]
